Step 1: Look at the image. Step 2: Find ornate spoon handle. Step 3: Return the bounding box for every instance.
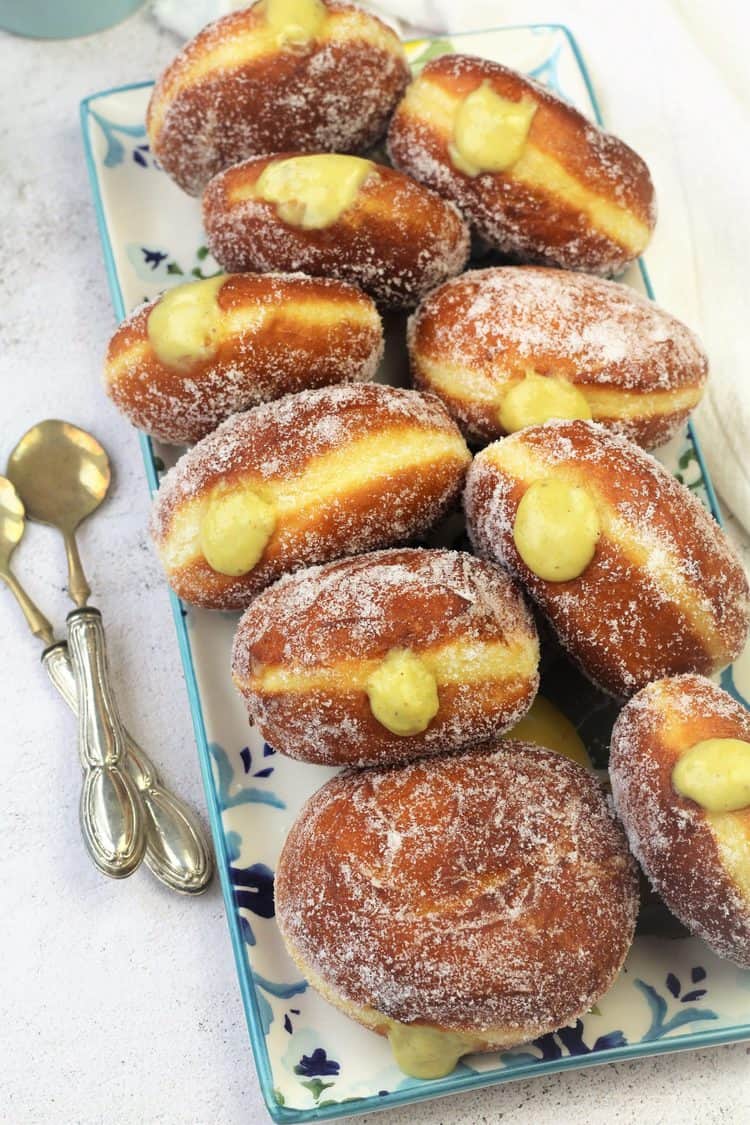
[66,607,146,878]
[42,641,213,894]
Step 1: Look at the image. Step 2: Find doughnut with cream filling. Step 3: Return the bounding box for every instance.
[610,675,750,966]
[232,547,540,765]
[408,267,707,449]
[104,272,383,444]
[150,383,471,608]
[147,0,410,195]
[202,153,470,308]
[276,742,639,1078]
[464,420,750,697]
[388,55,656,275]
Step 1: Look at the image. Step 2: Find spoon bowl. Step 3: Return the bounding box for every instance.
[7,420,111,607]
[7,419,111,532]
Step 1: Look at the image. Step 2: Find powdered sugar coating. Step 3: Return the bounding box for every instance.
[150,383,471,608]
[147,1,410,195]
[202,158,470,309]
[407,266,707,447]
[464,421,750,697]
[610,675,750,966]
[104,272,384,444]
[276,742,638,1036]
[388,55,656,276]
[232,547,539,765]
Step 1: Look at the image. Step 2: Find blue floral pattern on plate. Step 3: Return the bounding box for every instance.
[80,24,750,1123]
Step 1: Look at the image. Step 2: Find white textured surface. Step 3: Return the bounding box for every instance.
[0,3,749,1123]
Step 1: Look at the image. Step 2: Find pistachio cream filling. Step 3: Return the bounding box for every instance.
[260,0,326,46]
[147,275,225,370]
[497,371,592,433]
[199,486,276,576]
[449,80,537,177]
[512,478,600,582]
[366,647,440,736]
[255,154,377,229]
[385,1018,480,1079]
[672,738,750,813]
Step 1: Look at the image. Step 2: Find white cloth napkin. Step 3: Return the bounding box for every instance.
[152,0,750,532]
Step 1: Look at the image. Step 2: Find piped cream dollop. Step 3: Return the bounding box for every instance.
[498,372,592,433]
[385,1019,479,1079]
[199,486,276,576]
[513,478,600,582]
[260,0,326,46]
[449,81,537,177]
[672,738,750,813]
[366,648,439,736]
[147,275,225,370]
[255,155,377,229]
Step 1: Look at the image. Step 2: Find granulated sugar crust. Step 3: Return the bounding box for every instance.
[232,547,539,765]
[408,267,706,393]
[388,55,656,275]
[202,158,471,309]
[152,382,462,536]
[464,421,750,697]
[407,267,707,447]
[610,675,750,967]
[148,1,410,195]
[105,272,383,445]
[276,742,639,1035]
[150,383,471,608]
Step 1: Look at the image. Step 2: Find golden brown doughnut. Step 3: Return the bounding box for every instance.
[465,421,750,697]
[610,675,750,966]
[202,153,470,308]
[388,55,656,275]
[275,742,639,1078]
[150,383,471,609]
[408,267,707,449]
[231,547,539,766]
[103,272,383,445]
[147,0,410,195]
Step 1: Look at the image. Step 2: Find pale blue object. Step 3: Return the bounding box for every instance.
[0,0,145,39]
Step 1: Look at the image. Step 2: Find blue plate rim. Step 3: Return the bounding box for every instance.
[79,22,747,1123]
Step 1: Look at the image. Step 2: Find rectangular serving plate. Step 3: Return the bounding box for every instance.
[81,23,750,1123]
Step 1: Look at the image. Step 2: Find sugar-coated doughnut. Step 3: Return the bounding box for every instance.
[202,153,470,308]
[103,273,383,445]
[610,675,750,966]
[465,421,750,698]
[408,267,707,449]
[232,548,539,766]
[388,55,656,275]
[150,383,471,609]
[276,743,639,1078]
[147,0,410,195]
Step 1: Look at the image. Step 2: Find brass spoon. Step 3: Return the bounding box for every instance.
[0,477,56,645]
[7,422,147,878]
[0,476,212,893]
[6,420,109,608]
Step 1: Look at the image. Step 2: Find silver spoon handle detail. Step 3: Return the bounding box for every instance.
[42,641,213,895]
[66,607,146,878]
